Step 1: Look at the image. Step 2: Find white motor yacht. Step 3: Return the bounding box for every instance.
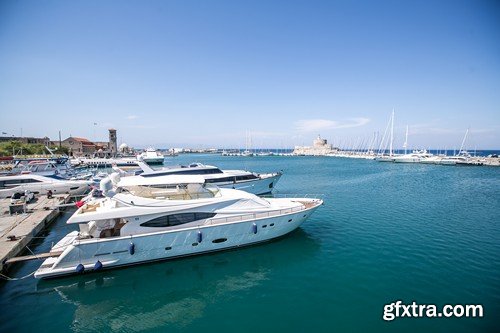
[135,161,282,196]
[393,150,434,163]
[438,152,483,166]
[419,155,444,164]
[34,173,323,279]
[374,155,396,162]
[0,174,92,199]
[9,160,71,177]
[138,147,164,165]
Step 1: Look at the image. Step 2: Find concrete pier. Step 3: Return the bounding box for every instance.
[0,194,71,273]
[481,157,500,166]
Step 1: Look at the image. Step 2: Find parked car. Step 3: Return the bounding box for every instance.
[10,190,35,204]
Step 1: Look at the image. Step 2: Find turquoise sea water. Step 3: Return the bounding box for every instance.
[1,155,499,333]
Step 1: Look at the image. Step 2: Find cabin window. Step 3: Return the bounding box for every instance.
[205,177,234,183]
[169,213,196,226]
[21,178,42,184]
[1,178,38,189]
[2,178,41,186]
[235,175,258,181]
[140,212,216,228]
[140,215,169,227]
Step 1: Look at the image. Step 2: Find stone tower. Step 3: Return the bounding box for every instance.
[313,134,328,147]
[109,128,117,157]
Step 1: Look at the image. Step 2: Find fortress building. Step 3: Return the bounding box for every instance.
[293,135,338,156]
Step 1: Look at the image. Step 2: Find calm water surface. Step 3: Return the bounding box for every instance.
[1,155,499,332]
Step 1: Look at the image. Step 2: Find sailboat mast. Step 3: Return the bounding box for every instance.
[389,109,394,156]
[403,124,408,155]
[458,128,469,155]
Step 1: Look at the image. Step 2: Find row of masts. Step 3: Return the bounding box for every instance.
[360,110,472,157]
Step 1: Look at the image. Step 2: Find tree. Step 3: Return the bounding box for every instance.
[0,141,69,156]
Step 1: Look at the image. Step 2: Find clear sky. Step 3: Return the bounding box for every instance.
[1,0,499,150]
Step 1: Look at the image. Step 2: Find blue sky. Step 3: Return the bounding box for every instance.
[0,0,499,149]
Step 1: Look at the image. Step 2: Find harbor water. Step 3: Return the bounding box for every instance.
[1,155,499,332]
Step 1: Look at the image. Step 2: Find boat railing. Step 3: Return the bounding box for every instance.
[204,206,302,225]
[204,199,322,226]
[261,193,325,200]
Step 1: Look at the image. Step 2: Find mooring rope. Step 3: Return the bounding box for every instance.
[0,270,36,281]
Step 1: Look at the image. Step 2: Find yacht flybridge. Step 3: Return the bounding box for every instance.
[135,160,282,195]
[34,173,323,279]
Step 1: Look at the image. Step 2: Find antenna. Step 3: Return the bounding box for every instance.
[389,109,395,156]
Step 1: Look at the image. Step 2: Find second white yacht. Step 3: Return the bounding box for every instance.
[135,161,282,195]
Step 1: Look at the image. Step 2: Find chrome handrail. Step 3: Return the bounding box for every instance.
[261,193,325,199]
[203,199,321,226]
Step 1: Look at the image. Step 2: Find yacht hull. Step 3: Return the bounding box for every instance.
[35,200,321,279]
[374,157,395,162]
[0,177,91,199]
[393,158,421,163]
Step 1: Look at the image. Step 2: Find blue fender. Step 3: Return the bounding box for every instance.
[94,260,103,271]
[76,263,84,273]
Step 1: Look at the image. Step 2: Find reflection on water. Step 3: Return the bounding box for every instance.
[36,230,319,332]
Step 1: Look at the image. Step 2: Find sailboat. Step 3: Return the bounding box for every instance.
[239,130,254,157]
[393,125,435,163]
[375,110,396,162]
[438,129,482,166]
